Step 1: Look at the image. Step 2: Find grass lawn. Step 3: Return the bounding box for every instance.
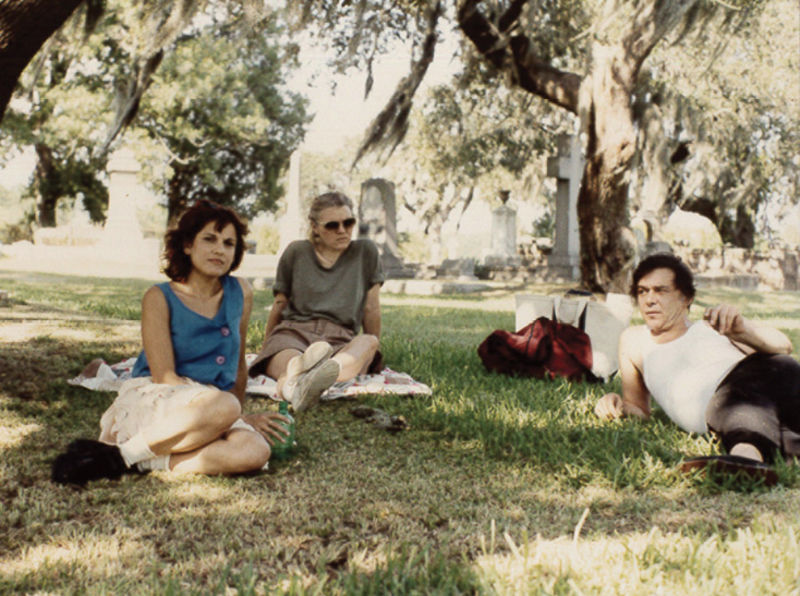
[1,270,799,594]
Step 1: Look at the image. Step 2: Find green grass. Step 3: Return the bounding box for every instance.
[1,270,799,594]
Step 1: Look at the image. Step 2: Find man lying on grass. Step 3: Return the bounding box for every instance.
[595,253,799,482]
[52,200,290,485]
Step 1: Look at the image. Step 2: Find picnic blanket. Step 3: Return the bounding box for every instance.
[68,354,432,401]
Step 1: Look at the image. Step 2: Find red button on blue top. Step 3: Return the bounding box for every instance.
[216,355,226,365]
[220,326,230,337]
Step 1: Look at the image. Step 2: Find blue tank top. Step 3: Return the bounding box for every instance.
[132,275,243,391]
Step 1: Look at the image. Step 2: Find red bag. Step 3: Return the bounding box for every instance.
[477,316,597,382]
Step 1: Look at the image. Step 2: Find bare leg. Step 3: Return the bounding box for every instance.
[332,334,379,381]
[135,389,242,456]
[730,442,764,462]
[53,389,249,484]
[169,429,270,474]
[266,349,302,400]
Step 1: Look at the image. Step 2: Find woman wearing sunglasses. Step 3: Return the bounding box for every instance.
[248,192,384,412]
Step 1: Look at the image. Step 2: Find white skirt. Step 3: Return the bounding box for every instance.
[98,376,256,444]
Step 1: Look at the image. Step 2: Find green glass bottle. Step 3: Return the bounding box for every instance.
[271,400,296,460]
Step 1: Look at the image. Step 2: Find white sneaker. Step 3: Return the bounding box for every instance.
[285,341,334,381]
[286,359,341,413]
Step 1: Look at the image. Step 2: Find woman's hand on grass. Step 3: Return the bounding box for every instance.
[243,412,291,446]
[594,392,624,420]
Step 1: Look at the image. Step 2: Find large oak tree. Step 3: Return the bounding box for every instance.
[295,0,760,290]
[137,11,309,224]
[1,0,778,289]
[0,0,86,121]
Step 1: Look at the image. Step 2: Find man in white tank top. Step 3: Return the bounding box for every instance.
[594,253,798,479]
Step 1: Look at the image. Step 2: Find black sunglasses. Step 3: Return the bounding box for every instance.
[322,217,357,231]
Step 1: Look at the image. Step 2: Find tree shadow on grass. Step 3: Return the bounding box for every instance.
[0,335,137,502]
[381,322,798,488]
[0,336,132,401]
[3,377,796,593]
[2,331,797,592]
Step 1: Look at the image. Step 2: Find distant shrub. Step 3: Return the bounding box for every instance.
[137,204,168,239]
[252,220,280,254]
[0,221,33,244]
[398,230,429,263]
[531,210,554,238]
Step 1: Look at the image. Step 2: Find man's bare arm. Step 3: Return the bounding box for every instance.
[595,327,651,420]
[704,304,792,355]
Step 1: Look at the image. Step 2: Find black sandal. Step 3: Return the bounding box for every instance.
[52,439,131,485]
[679,454,778,486]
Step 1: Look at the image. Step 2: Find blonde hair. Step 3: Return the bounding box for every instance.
[307,192,354,243]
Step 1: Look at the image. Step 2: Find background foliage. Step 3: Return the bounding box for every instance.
[0,0,797,264]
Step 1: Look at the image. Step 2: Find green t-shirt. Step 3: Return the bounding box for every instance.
[274,239,384,333]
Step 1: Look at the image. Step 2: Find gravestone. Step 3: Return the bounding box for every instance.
[101,147,145,250]
[482,190,521,275]
[70,199,92,226]
[359,178,411,277]
[781,250,798,291]
[436,258,478,280]
[486,190,519,263]
[547,133,583,280]
[279,150,304,252]
[642,240,672,257]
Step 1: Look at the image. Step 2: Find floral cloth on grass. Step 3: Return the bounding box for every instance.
[68,354,432,401]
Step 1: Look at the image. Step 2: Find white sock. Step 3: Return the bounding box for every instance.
[118,434,156,467]
[136,455,171,472]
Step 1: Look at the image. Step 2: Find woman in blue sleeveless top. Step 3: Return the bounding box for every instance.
[52,200,289,485]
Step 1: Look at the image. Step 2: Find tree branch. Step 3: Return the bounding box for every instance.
[100,0,205,155]
[0,0,86,123]
[457,0,582,113]
[352,1,442,166]
[509,36,581,113]
[623,0,700,72]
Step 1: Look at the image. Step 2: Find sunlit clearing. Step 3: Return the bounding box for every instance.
[2,534,150,577]
[0,422,43,450]
[473,521,800,594]
[165,481,231,501]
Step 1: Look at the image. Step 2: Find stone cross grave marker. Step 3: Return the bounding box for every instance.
[547,133,583,280]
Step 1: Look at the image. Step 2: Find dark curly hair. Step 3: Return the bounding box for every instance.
[630,252,695,302]
[162,200,249,281]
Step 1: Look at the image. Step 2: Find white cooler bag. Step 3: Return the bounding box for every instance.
[514,293,633,382]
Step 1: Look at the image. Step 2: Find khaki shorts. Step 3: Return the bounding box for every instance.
[248,318,355,377]
[98,377,259,445]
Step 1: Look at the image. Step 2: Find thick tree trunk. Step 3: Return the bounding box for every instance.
[426,215,445,264]
[34,142,59,227]
[577,44,639,292]
[457,0,702,291]
[577,131,638,292]
[0,0,85,122]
